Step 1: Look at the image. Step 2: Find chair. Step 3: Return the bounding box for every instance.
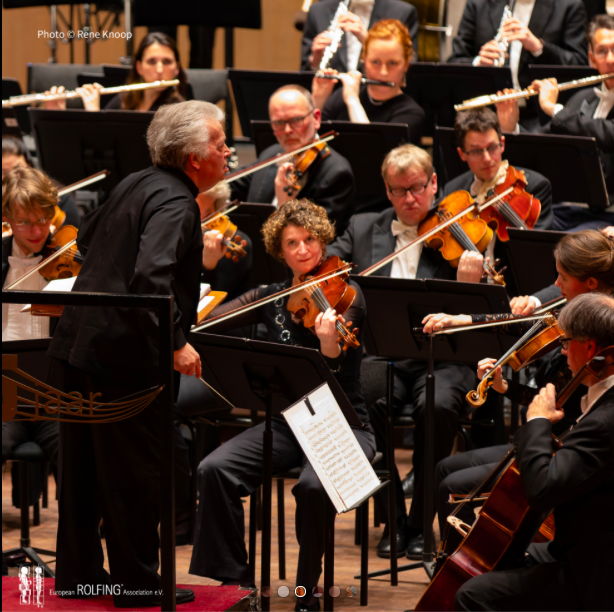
[2,442,56,577]
[184,68,229,104]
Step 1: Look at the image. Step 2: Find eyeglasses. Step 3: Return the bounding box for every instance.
[462,143,503,159]
[270,110,314,132]
[386,180,430,197]
[593,46,614,59]
[12,217,53,230]
[559,337,575,350]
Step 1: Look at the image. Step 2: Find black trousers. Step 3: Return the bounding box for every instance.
[370,360,475,529]
[189,418,375,591]
[55,364,187,607]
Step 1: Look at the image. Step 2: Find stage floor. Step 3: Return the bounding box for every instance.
[2,449,435,611]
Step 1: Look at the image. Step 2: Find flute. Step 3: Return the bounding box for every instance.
[455,73,614,111]
[315,72,396,87]
[1,79,180,108]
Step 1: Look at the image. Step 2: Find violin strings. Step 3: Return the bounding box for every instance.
[307,284,350,339]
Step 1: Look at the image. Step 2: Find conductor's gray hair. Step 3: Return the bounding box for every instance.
[147,100,225,170]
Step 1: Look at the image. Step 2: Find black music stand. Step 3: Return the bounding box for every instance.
[2,78,30,135]
[504,228,566,297]
[528,65,599,106]
[250,120,410,215]
[227,203,288,287]
[28,108,153,197]
[2,108,23,139]
[435,127,610,210]
[188,332,364,612]
[351,277,515,581]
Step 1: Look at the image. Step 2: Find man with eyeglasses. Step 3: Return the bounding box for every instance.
[229,84,355,232]
[327,144,485,560]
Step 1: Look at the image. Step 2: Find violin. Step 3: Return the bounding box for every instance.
[39,225,83,280]
[418,191,506,285]
[286,255,360,350]
[284,138,331,197]
[480,165,541,241]
[201,213,248,262]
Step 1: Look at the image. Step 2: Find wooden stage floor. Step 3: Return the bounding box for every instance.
[2,449,435,611]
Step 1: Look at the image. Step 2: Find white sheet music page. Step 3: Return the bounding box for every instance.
[283,383,380,513]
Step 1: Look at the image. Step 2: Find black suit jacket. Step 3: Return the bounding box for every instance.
[229,142,356,233]
[548,87,614,206]
[327,206,457,279]
[448,0,588,90]
[301,0,419,71]
[514,386,614,610]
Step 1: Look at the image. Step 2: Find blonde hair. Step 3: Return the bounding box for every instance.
[2,166,58,220]
[381,144,433,180]
[204,180,231,211]
[363,19,413,63]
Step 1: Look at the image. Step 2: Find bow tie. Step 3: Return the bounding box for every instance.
[8,254,43,269]
[391,220,418,238]
[594,87,614,101]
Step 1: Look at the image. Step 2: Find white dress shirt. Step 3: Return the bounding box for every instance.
[552,82,614,118]
[577,374,614,423]
[2,239,49,341]
[346,0,374,72]
[390,218,423,279]
[509,0,537,93]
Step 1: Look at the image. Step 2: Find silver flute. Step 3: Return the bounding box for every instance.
[493,5,513,67]
[319,0,351,70]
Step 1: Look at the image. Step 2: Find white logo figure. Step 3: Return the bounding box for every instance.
[34,566,44,608]
[19,566,32,605]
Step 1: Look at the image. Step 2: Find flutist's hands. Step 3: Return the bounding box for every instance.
[77,83,102,112]
[477,40,506,66]
[174,342,202,378]
[531,78,559,117]
[41,86,67,110]
[495,89,520,132]
[312,68,338,109]
[337,12,368,44]
[501,19,543,54]
[310,31,335,69]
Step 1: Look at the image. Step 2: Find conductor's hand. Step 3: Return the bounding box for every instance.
[202,229,227,270]
[495,88,520,132]
[422,313,472,334]
[315,308,343,359]
[41,85,66,110]
[174,343,202,378]
[309,31,334,69]
[76,82,102,112]
[477,40,506,66]
[510,295,537,316]
[457,251,486,284]
[527,383,564,424]
[477,358,507,394]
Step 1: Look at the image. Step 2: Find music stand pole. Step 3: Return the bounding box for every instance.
[124,0,134,61]
[261,390,273,612]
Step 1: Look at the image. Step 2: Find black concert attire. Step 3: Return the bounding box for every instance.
[47,166,202,607]
[57,193,81,229]
[327,207,480,550]
[229,142,356,233]
[189,280,375,594]
[301,0,419,71]
[322,86,425,144]
[455,385,614,611]
[104,86,184,112]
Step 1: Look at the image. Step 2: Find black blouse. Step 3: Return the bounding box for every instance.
[204,278,370,429]
[104,86,183,112]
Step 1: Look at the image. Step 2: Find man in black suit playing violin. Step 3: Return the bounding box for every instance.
[455,292,614,612]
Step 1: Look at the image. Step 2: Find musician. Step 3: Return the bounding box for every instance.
[2,136,81,229]
[229,85,356,232]
[189,199,374,612]
[301,0,419,72]
[312,19,425,143]
[496,13,614,228]
[454,292,614,612]
[423,229,614,555]
[327,144,484,560]
[448,0,588,128]
[46,101,230,607]
[42,32,187,112]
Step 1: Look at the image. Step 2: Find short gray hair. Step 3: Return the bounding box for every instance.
[147,100,225,169]
[558,293,614,349]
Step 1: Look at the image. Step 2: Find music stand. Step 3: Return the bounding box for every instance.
[29,108,154,197]
[250,120,410,214]
[435,127,610,209]
[2,77,30,135]
[227,203,288,287]
[351,276,515,581]
[504,228,566,297]
[528,65,599,106]
[188,331,363,612]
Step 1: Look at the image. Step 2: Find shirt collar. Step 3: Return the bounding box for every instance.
[579,374,614,420]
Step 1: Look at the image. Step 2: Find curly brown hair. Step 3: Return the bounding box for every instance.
[261,199,336,264]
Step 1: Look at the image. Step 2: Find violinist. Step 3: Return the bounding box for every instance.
[229,84,356,232]
[455,292,614,612]
[46,101,230,608]
[328,144,485,561]
[188,199,374,612]
[312,19,424,143]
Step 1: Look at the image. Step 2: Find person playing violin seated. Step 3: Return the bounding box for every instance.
[422,229,614,558]
[312,19,424,143]
[41,32,187,112]
[188,199,374,612]
[327,143,487,561]
[301,0,419,73]
[229,84,355,233]
[454,291,614,612]
[496,14,614,230]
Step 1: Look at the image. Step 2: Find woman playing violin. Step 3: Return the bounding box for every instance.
[188,199,375,610]
[312,19,424,143]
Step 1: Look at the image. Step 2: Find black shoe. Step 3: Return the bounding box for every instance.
[377,522,410,558]
[402,469,415,498]
[405,533,426,560]
[115,588,196,607]
[295,599,320,612]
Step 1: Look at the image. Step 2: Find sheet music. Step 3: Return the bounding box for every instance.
[283,383,380,513]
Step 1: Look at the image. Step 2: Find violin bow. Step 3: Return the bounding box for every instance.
[200,200,241,227]
[359,186,514,277]
[192,261,353,333]
[224,131,338,184]
[57,170,110,197]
